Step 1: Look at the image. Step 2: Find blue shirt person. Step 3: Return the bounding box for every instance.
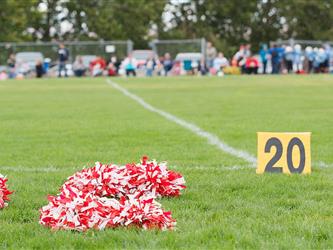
[259,44,268,74]
[57,43,69,77]
[269,45,284,74]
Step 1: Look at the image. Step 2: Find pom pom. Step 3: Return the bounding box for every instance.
[40,157,185,231]
[0,174,13,208]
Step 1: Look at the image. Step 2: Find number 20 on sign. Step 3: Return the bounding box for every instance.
[257,132,311,174]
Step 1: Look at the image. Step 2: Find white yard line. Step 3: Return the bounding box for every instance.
[107,79,257,165]
[107,79,333,169]
[314,161,333,169]
[173,165,255,171]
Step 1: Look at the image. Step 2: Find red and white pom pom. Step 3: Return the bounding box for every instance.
[40,157,186,231]
[0,174,12,208]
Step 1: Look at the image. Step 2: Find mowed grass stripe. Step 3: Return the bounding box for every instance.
[115,75,333,164]
[109,78,333,169]
[108,79,257,165]
[0,77,241,169]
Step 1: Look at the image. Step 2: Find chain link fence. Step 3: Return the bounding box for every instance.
[270,39,333,48]
[0,40,133,65]
[149,38,206,59]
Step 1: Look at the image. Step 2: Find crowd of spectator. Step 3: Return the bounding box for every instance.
[0,41,332,80]
[209,42,332,75]
[261,43,332,74]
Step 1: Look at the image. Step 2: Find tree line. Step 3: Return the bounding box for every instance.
[1,0,332,55]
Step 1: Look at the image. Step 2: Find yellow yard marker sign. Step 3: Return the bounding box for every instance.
[257,132,311,174]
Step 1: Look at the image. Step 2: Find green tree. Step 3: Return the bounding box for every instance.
[281,0,333,41]
[65,0,166,48]
[250,0,333,45]
[1,0,333,52]
[0,0,40,42]
[160,0,258,55]
[162,0,333,55]
[34,0,63,41]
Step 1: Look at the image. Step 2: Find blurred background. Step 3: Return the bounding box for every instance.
[0,0,332,78]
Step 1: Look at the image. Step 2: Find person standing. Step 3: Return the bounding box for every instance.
[269,44,284,74]
[293,44,303,73]
[7,54,16,79]
[305,46,314,73]
[313,47,320,72]
[259,44,268,74]
[316,48,328,73]
[145,56,155,77]
[324,44,332,73]
[163,53,173,76]
[57,43,69,77]
[206,42,217,70]
[199,56,207,75]
[284,46,294,73]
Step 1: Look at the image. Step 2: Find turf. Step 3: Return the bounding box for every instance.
[0,75,332,249]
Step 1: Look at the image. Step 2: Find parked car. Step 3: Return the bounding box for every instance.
[81,55,97,68]
[132,50,155,68]
[0,65,8,72]
[172,52,202,75]
[15,52,44,75]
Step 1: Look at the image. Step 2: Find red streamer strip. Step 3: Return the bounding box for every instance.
[40,157,186,231]
[0,174,12,209]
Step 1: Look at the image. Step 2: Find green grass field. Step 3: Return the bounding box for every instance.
[0,75,333,249]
